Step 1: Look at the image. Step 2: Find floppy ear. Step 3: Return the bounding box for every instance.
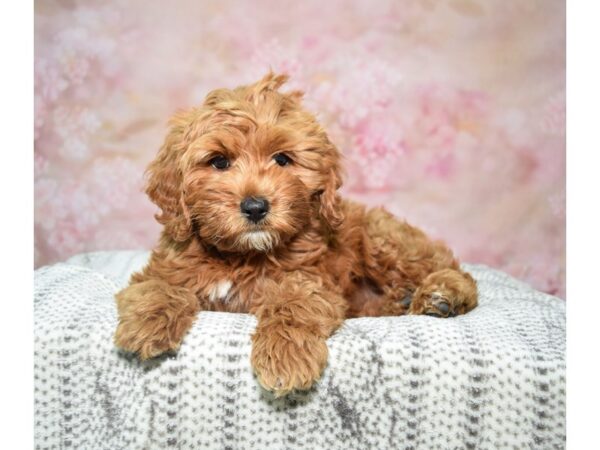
[318,153,344,232]
[145,111,193,242]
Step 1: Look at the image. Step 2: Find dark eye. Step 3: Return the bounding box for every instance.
[273,153,292,166]
[209,155,230,170]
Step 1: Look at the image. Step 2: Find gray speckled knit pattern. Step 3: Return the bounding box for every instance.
[34,251,565,450]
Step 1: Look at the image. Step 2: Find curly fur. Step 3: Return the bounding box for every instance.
[114,73,478,396]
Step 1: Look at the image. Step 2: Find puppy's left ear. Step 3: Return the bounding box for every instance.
[318,149,344,232]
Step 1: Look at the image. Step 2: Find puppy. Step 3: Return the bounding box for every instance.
[114,73,477,396]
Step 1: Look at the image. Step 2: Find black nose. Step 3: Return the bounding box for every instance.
[240,197,270,223]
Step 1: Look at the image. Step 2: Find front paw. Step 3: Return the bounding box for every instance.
[251,327,328,397]
[114,280,199,360]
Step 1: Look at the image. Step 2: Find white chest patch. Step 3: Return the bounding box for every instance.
[207,280,233,303]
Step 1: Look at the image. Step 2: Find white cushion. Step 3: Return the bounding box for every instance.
[34,251,565,449]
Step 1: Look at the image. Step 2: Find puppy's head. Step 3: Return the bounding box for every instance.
[146,73,343,253]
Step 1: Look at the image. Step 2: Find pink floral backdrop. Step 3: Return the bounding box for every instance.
[34,0,565,297]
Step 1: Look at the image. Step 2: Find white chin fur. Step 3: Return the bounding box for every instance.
[237,231,276,252]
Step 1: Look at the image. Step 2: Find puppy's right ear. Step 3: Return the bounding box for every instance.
[145,110,194,242]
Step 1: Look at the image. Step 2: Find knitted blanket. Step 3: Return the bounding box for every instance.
[34,251,566,450]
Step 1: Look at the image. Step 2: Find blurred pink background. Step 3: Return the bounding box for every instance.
[34,0,565,297]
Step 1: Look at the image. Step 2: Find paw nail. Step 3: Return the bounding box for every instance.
[425,312,442,318]
[437,302,450,314]
[400,294,412,307]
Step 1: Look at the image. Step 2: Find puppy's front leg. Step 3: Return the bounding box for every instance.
[250,272,347,397]
[114,277,199,360]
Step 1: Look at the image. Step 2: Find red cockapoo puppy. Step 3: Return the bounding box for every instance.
[114,73,478,396]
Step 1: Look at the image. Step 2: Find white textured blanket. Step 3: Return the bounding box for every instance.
[34,251,565,450]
